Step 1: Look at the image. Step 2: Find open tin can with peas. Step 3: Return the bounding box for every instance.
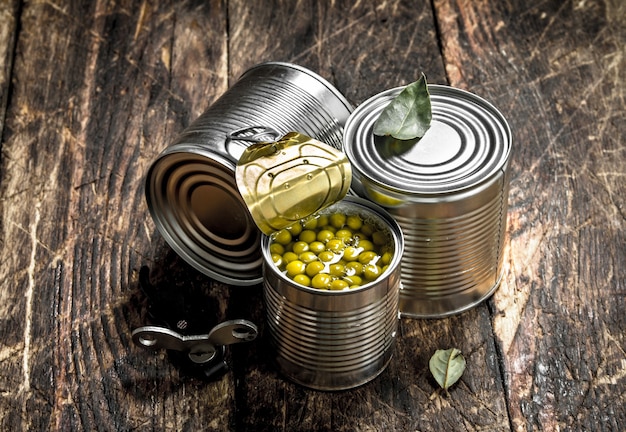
[260,197,404,390]
[236,131,404,391]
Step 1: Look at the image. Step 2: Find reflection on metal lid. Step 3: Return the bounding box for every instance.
[344,85,512,196]
[236,132,352,235]
[146,151,264,285]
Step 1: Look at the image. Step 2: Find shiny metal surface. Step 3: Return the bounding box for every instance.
[262,197,404,390]
[236,132,352,235]
[131,320,258,364]
[344,85,512,317]
[145,62,353,285]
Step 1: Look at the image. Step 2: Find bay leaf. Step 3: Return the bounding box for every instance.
[372,73,432,140]
[429,348,466,391]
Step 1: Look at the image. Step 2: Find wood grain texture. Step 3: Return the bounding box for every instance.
[435,0,626,430]
[0,0,18,139]
[0,0,230,430]
[0,0,624,431]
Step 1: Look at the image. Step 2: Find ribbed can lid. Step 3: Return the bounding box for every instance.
[343,85,511,199]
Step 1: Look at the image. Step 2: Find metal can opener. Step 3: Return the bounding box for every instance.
[132,320,258,373]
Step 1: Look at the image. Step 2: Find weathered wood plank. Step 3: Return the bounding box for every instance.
[0,0,18,139]
[434,0,626,429]
[228,0,448,104]
[0,0,231,430]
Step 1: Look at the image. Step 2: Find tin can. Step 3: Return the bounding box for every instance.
[145,62,353,286]
[262,196,404,390]
[343,85,512,318]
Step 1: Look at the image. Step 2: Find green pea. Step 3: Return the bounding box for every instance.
[282,251,298,264]
[317,229,335,243]
[299,230,317,244]
[335,229,353,241]
[318,251,335,263]
[292,241,309,255]
[346,214,363,231]
[372,231,388,246]
[330,279,349,290]
[311,273,332,289]
[306,261,326,277]
[381,251,393,266]
[286,260,306,277]
[358,251,379,265]
[269,243,285,255]
[345,261,363,276]
[293,274,311,287]
[329,213,346,229]
[316,214,329,227]
[309,241,325,254]
[357,239,375,252]
[274,229,292,245]
[361,223,375,236]
[326,238,345,253]
[271,254,283,267]
[329,263,345,277]
[302,217,318,230]
[299,251,318,263]
[363,264,382,281]
[342,246,361,261]
[288,222,303,236]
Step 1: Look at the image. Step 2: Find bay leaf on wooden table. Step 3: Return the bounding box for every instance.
[429,348,466,392]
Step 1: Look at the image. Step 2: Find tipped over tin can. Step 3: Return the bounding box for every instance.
[145,62,353,285]
[344,85,512,318]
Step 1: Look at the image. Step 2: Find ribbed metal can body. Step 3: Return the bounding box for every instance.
[145,62,353,286]
[262,197,404,390]
[343,85,512,318]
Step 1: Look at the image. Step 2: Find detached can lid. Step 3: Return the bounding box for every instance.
[236,132,352,235]
[344,85,511,202]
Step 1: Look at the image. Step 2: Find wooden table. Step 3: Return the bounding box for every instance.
[1,0,624,430]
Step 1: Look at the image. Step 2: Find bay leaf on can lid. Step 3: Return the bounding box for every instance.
[235,132,352,235]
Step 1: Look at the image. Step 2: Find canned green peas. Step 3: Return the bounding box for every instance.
[269,212,394,290]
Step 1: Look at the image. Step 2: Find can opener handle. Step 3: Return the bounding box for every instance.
[132,319,258,364]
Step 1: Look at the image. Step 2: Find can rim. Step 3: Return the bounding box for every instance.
[261,195,405,296]
[344,84,512,197]
[146,147,264,286]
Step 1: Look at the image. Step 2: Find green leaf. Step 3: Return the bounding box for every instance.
[372,73,432,140]
[429,348,466,391]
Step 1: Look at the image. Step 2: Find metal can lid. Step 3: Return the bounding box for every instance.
[146,149,264,286]
[343,85,511,198]
[236,132,352,235]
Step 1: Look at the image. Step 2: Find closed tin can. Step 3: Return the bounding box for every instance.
[262,196,404,390]
[344,85,512,318]
[145,62,353,285]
